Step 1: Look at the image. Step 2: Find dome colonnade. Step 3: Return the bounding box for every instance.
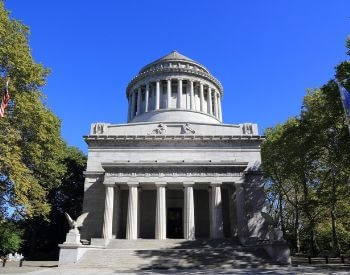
[126,51,223,124]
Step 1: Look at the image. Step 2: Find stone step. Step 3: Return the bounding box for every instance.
[106,238,240,249]
[76,247,272,269]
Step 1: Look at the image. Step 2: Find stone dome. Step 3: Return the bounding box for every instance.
[126,51,223,124]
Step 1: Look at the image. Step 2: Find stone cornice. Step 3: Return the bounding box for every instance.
[83,171,105,176]
[84,135,264,148]
[84,134,264,143]
[101,160,249,169]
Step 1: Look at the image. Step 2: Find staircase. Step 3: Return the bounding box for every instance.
[74,239,274,270]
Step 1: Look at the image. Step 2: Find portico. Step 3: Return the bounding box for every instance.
[101,180,245,241]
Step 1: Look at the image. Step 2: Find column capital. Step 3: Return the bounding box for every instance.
[103,179,115,187]
[210,182,222,187]
[127,182,139,187]
[155,182,167,187]
[183,181,195,187]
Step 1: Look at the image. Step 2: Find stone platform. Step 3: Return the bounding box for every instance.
[61,239,280,270]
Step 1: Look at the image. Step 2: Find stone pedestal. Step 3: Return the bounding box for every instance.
[64,231,81,245]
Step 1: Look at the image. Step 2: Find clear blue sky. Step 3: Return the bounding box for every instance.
[5,1,350,153]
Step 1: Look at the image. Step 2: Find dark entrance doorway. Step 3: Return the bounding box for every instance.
[167,208,183,238]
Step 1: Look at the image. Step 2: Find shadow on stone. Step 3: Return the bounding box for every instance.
[133,239,273,270]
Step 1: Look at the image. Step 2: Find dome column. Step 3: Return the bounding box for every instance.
[189,80,195,110]
[207,86,213,115]
[137,87,142,115]
[131,90,136,120]
[177,79,183,108]
[218,93,222,122]
[127,94,132,121]
[214,90,218,118]
[200,83,205,112]
[145,82,149,112]
[155,80,160,110]
[167,79,171,109]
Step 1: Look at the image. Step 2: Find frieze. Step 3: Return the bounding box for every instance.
[104,166,243,177]
[105,171,243,177]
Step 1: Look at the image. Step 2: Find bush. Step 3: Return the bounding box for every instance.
[0,221,22,260]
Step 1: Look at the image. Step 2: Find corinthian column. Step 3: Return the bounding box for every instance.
[210,182,223,239]
[137,87,142,115]
[155,80,160,110]
[127,94,132,122]
[200,83,205,112]
[167,79,171,109]
[207,86,212,115]
[218,93,222,122]
[184,182,195,240]
[155,182,167,240]
[102,185,114,239]
[177,79,182,108]
[189,80,195,110]
[145,82,149,112]
[131,90,136,119]
[126,182,139,240]
[214,90,218,118]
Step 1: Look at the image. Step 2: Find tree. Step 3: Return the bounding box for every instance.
[0,1,66,218]
[21,147,86,260]
[262,37,350,256]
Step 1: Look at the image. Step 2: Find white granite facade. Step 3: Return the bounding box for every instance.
[81,51,268,244]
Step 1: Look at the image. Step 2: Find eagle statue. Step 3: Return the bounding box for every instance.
[64,212,89,234]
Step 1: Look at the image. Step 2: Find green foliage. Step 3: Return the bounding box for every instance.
[0,221,22,259]
[0,1,66,217]
[21,146,86,260]
[262,37,350,256]
[0,3,87,260]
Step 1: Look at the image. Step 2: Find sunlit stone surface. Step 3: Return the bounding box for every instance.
[59,51,290,266]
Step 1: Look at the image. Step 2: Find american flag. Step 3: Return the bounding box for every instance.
[0,79,10,118]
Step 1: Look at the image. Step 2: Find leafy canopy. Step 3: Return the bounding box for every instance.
[0,1,66,218]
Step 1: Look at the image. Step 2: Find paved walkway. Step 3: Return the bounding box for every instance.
[1,264,350,275]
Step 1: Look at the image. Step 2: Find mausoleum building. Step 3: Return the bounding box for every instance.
[80,51,267,244]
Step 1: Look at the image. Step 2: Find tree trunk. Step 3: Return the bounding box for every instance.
[310,225,316,256]
[278,193,286,237]
[331,209,340,255]
[330,174,341,255]
[295,206,300,253]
